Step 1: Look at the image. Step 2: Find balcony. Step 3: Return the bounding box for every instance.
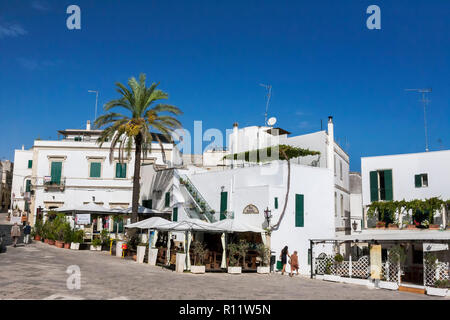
[44,177,66,191]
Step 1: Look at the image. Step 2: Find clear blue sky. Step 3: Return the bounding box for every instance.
[0,0,449,171]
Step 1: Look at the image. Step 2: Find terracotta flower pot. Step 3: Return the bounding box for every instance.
[64,243,71,249]
[55,240,64,248]
[48,240,55,245]
[44,239,49,244]
[35,235,41,241]
[388,224,399,229]
[132,254,137,261]
[406,224,416,229]
[429,224,439,230]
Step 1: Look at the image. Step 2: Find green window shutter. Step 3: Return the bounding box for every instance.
[118,220,124,233]
[220,191,228,220]
[384,170,393,201]
[28,160,33,168]
[112,221,118,233]
[173,207,178,222]
[90,162,101,178]
[25,180,31,192]
[415,174,422,188]
[165,192,170,207]
[274,197,278,209]
[116,163,126,178]
[369,171,379,202]
[308,249,311,265]
[295,194,304,227]
[50,161,62,184]
[25,201,29,211]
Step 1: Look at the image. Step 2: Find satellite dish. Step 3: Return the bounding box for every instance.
[267,117,277,126]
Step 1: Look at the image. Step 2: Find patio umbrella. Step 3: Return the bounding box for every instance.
[210,219,264,233]
[116,205,164,215]
[54,202,114,214]
[125,217,172,229]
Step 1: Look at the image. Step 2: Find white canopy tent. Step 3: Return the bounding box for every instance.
[211,219,264,233]
[54,202,115,214]
[113,205,165,215]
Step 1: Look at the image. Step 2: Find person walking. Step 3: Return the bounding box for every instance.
[11,222,21,248]
[289,251,299,277]
[23,222,31,245]
[280,246,290,275]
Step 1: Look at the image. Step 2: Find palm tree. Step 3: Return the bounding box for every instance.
[224,144,320,231]
[95,73,182,222]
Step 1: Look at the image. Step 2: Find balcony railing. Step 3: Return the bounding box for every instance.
[44,177,66,191]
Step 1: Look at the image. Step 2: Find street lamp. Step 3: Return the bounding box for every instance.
[352,220,358,232]
[264,207,272,226]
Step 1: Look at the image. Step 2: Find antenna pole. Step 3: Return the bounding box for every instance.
[260,84,272,126]
[88,90,99,124]
[405,88,431,152]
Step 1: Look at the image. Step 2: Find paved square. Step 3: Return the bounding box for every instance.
[0,241,445,300]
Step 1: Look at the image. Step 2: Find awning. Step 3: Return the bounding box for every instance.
[211,219,264,233]
[114,206,165,215]
[54,202,115,214]
[156,218,224,232]
[125,217,172,229]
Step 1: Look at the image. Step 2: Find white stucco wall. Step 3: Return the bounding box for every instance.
[11,149,33,211]
[361,150,450,206]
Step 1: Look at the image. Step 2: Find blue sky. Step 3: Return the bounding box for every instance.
[0,0,449,171]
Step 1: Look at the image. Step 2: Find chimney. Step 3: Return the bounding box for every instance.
[22,145,25,150]
[232,123,239,166]
[327,116,334,174]
[86,120,91,131]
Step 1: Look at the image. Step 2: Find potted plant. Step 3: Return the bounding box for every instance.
[90,238,102,251]
[71,229,84,250]
[376,221,386,229]
[388,223,399,229]
[100,229,111,251]
[256,243,270,274]
[63,227,72,249]
[191,241,207,274]
[324,256,341,282]
[429,224,440,230]
[136,242,147,264]
[227,243,241,274]
[427,280,450,297]
[33,219,43,241]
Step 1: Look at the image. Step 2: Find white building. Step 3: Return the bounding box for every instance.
[140,117,349,274]
[349,172,363,231]
[11,146,33,213]
[11,120,178,225]
[361,149,450,227]
[0,160,13,212]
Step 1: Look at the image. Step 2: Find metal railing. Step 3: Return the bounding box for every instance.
[179,175,216,223]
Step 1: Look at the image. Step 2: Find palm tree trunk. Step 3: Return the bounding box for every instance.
[131,134,142,223]
[271,154,291,231]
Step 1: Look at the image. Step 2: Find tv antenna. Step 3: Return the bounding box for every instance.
[88,90,99,124]
[405,88,432,152]
[260,84,272,126]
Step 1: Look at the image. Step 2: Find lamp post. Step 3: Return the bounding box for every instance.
[352,220,358,232]
[264,207,272,227]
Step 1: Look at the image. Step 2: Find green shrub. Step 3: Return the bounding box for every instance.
[256,243,270,267]
[100,229,110,246]
[334,253,344,264]
[228,243,240,267]
[72,230,85,243]
[191,241,207,266]
[92,238,102,246]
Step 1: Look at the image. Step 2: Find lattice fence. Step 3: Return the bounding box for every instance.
[381,262,399,283]
[315,254,370,279]
[425,261,449,287]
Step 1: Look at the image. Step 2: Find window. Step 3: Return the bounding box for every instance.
[142,199,152,209]
[115,163,127,178]
[165,192,170,207]
[220,192,228,220]
[274,197,278,209]
[74,136,82,141]
[334,192,337,217]
[340,161,343,180]
[50,161,62,184]
[28,160,33,168]
[90,162,101,178]
[173,207,178,222]
[340,194,344,217]
[415,174,428,188]
[334,158,337,176]
[369,169,393,202]
[25,179,31,192]
[295,194,304,227]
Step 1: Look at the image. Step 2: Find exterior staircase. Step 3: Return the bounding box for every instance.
[178,175,216,223]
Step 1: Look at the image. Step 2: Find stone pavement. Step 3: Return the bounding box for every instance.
[0,240,445,300]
